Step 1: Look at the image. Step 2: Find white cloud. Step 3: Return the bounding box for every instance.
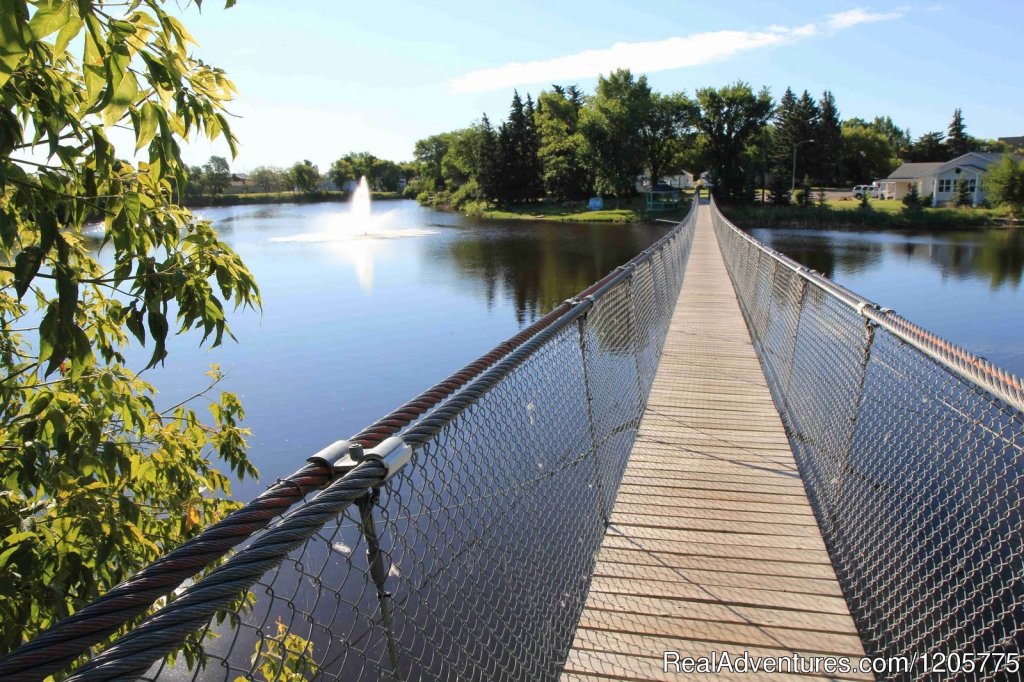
[448,9,904,94]
[826,8,906,31]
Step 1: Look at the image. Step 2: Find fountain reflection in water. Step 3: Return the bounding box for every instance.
[269,176,437,293]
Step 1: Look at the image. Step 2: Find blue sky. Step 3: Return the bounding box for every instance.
[175,0,1023,171]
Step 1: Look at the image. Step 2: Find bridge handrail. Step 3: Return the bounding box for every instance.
[709,195,1024,673]
[5,199,699,681]
[710,195,1024,412]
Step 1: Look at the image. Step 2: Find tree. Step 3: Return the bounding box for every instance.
[535,87,592,201]
[327,158,355,191]
[580,70,650,200]
[984,154,1024,218]
[953,178,973,207]
[289,160,321,194]
[250,166,286,193]
[693,82,774,202]
[946,108,971,158]
[412,133,451,192]
[840,121,896,184]
[184,165,208,197]
[770,88,819,187]
[871,116,911,158]
[476,114,501,201]
[0,0,260,653]
[902,184,923,212]
[639,92,695,188]
[816,91,842,185]
[203,155,231,194]
[492,91,543,204]
[908,131,947,161]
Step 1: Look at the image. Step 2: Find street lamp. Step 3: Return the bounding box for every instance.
[792,139,815,192]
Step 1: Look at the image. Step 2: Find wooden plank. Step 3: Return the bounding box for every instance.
[569,630,873,681]
[562,202,864,680]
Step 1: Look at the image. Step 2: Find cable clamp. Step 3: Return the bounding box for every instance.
[308,439,365,477]
[363,436,414,483]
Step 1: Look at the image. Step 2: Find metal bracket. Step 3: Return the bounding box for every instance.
[363,436,414,483]
[308,437,413,482]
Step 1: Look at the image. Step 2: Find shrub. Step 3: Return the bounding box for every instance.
[902,185,923,212]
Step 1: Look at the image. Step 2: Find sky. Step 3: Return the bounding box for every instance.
[169,0,1023,172]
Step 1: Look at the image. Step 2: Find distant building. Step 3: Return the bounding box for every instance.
[878,152,1021,206]
[998,136,1024,151]
[635,172,694,193]
[227,173,249,193]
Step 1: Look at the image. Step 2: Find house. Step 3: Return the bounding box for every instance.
[998,136,1024,152]
[635,172,694,193]
[878,152,1020,206]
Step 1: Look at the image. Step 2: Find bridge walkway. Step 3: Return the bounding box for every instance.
[562,201,867,681]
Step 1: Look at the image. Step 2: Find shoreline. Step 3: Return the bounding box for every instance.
[183,190,403,209]
[720,205,1017,231]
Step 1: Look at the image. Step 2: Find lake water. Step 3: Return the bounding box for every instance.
[97,206,1023,500]
[746,227,1024,379]
[106,200,666,499]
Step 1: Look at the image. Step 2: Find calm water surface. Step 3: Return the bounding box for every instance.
[747,227,1024,378]
[103,200,666,498]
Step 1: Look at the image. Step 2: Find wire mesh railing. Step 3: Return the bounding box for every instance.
[710,197,1024,680]
[5,202,697,681]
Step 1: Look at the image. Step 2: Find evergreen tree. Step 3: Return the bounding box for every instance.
[793,91,821,181]
[523,95,544,200]
[953,178,973,207]
[816,91,842,185]
[770,88,798,184]
[771,88,819,186]
[477,114,501,201]
[946,108,971,158]
[493,91,542,204]
[902,184,923,212]
[767,173,791,206]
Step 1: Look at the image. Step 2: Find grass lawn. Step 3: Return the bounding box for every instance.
[725,201,1010,230]
[477,193,693,224]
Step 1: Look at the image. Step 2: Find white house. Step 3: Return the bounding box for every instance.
[878,152,1019,206]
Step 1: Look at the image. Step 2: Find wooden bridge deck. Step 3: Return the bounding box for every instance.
[562,201,867,681]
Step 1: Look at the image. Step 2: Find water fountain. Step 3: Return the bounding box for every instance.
[351,176,371,231]
[267,175,437,293]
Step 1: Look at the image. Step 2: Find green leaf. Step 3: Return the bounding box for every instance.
[0,210,16,249]
[28,0,71,41]
[145,309,168,369]
[0,545,19,569]
[135,101,158,152]
[0,4,29,89]
[13,246,43,299]
[126,304,145,345]
[102,49,137,126]
[56,268,78,332]
[70,325,93,379]
[52,12,81,57]
[82,15,106,109]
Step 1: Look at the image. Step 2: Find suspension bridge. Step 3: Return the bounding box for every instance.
[1,198,1022,681]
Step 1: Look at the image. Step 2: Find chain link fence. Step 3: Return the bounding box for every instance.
[40,205,697,682]
[710,198,1024,680]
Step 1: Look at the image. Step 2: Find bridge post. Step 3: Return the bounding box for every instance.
[576,315,609,525]
[355,490,402,679]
